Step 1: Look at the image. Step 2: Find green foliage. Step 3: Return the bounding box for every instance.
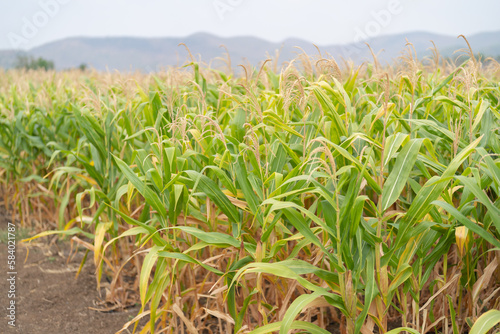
[1,50,500,334]
[78,63,87,71]
[14,55,54,70]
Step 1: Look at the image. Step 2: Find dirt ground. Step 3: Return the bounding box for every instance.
[0,207,142,334]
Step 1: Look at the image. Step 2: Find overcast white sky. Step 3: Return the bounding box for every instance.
[1,0,499,50]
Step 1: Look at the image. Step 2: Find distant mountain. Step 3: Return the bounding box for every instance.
[1,31,499,71]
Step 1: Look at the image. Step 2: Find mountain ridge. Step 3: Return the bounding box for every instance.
[1,30,499,71]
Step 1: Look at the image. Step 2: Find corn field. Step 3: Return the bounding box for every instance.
[1,43,500,334]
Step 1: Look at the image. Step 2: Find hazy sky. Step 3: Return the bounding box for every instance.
[1,0,499,50]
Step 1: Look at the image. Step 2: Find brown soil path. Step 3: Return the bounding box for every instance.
[0,207,141,334]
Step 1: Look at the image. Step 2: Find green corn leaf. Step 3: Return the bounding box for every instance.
[249,321,331,334]
[456,175,500,231]
[381,138,423,211]
[280,291,324,334]
[157,251,224,275]
[112,153,167,218]
[432,200,500,248]
[469,310,500,334]
[139,245,161,305]
[183,170,240,224]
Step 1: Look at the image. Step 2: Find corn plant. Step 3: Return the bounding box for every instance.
[2,43,500,334]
